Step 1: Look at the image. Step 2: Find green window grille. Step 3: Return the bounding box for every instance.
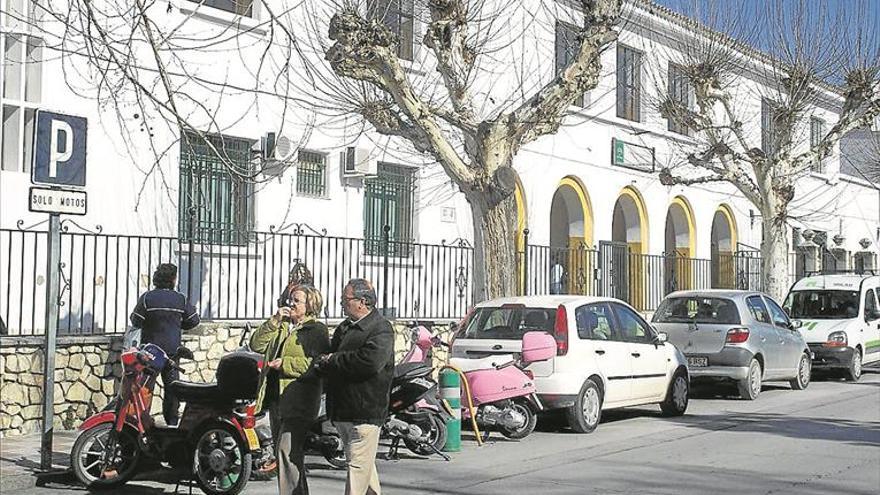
[616,44,642,122]
[370,0,414,61]
[667,62,691,136]
[555,21,584,107]
[297,149,326,196]
[364,163,416,257]
[179,131,254,246]
[810,117,826,173]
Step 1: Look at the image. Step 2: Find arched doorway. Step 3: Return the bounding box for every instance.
[664,196,696,293]
[608,186,648,308]
[710,205,738,288]
[549,177,593,294]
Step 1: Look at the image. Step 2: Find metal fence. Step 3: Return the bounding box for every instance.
[0,224,473,336]
[518,242,766,312]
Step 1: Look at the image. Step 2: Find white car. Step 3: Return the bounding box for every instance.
[450,295,689,433]
[783,273,880,380]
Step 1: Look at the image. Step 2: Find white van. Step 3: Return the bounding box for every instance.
[782,273,880,380]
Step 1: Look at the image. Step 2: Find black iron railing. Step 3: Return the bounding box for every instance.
[0,224,473,336]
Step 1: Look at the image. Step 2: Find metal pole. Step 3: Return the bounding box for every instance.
[522,228,530,296]
[41,213,61,470]
[382,225,390,314]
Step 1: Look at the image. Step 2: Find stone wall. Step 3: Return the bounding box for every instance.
[0,321,453,438]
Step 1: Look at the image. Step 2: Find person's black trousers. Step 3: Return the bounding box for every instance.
[160,366,180,426]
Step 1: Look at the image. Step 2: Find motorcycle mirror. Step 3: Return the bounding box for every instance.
[175,346,195,361]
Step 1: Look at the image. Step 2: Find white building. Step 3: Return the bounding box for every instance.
[1,0,877,334]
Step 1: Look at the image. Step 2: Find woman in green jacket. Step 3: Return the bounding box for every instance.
[250,284,330,495]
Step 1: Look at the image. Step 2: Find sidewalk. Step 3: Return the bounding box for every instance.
[0,431,77,490]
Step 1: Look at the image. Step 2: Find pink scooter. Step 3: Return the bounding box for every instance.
[420,327,556,440]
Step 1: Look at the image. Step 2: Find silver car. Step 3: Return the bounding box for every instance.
[652,290,811,400]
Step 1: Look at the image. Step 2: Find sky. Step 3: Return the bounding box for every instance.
[652,0,879,70]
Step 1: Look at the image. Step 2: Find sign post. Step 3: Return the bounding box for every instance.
[30,110,88,471]
[40,213,61,470]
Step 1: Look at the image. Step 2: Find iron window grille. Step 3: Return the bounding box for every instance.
[371,0,414,61]
[296,149,326,197]
[364,162,416,258]
[667,62,692,136]
[810,117,826,173]
[761,98,777,156]
[555,21,585,107]
[179,131,255,246]
[616,44,642,122]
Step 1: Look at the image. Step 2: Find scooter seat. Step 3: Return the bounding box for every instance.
[394,362,432,380]
[168,380,229,404]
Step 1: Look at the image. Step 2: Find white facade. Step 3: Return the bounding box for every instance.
[0,0,878,331]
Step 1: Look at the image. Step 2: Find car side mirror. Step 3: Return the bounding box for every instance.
[654,332,668,344]
[790,320,803,330]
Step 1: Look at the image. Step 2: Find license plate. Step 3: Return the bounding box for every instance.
[244,427,260,451]
[687,356,708,367]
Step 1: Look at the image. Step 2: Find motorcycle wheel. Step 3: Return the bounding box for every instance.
[402,413,448,456]
[498,399,537,440]
[71,423,141,489]
[192,423,252,495]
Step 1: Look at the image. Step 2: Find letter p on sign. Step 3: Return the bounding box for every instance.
[32,111,88,188]
[49,119,73,178]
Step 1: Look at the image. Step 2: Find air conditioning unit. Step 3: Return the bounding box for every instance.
[262,132,296,162]
[340,146,377,177]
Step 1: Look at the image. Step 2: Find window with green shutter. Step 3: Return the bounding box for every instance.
[616,44,642,122]
[179,131,254,246]
[364,163,416,257]
[810,117,826,173]
[297,149,326,197]
[555,21,584,107]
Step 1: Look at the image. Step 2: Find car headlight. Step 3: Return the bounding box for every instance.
[824,331,847,348]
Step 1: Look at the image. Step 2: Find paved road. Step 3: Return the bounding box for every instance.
[24,370,880,495]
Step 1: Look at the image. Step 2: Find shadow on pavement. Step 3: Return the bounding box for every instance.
[664,411,880,448]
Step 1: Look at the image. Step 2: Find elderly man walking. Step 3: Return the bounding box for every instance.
[316,278,394,495]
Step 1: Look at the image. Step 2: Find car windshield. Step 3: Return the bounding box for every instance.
[459,306,556,340]
[652,297,741,324]
[784,290,860,319]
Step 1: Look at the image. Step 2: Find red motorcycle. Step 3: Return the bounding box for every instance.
[70,343,263,495]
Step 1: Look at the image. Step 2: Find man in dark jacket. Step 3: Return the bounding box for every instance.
[317,278,394,495]
[130,263,200,426]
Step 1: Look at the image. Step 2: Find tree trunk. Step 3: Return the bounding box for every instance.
[760,210,791,302]
[468,193,519,302]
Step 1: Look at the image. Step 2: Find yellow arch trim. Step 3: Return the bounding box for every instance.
[618,185,649,253]
[514,181,527,252]
[670,195,697,256]
[716,203,738,252]
[557,176,594,247]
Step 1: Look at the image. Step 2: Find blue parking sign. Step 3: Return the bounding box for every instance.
[31,111,88,188]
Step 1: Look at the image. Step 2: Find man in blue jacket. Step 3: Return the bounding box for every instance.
[130,263,200,426]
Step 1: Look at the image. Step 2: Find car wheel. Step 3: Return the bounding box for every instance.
[844,348,862,382]
[789,352,811,390]
[566,379,602,434]
[737,358,762,400]
[660,371,689,416]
